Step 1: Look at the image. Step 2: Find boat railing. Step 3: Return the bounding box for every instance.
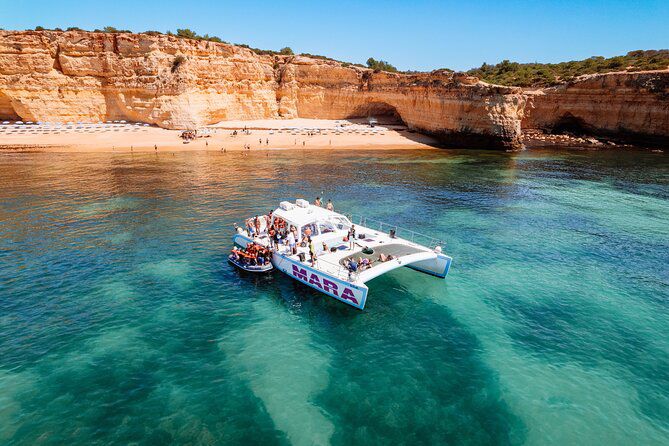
[275,244,359,282]
[346,214,445,250]
[315,256,360,282]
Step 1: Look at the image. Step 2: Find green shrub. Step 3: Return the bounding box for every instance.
[279,47,294,55]
[172,55,186,72]
[366,57,398,73]
[35,26,45,31]
[467,50,669,87]
[176,28,197,39]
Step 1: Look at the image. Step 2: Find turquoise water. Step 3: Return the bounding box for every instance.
[0,149,668,445]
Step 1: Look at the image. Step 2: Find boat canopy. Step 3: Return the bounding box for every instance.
[272,202,352,234]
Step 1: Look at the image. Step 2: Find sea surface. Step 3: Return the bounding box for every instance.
[0,148,668,445]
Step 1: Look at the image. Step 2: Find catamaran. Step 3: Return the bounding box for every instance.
[232,199,452,310]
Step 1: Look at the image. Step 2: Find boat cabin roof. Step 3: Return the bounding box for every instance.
[273,202,348,228]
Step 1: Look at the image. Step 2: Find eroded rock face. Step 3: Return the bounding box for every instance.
[0,30,526,150]
[523,71,669,146]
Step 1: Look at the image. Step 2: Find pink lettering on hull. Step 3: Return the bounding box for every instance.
[291,264,359,305]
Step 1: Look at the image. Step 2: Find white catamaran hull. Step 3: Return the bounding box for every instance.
[233,233,369,309]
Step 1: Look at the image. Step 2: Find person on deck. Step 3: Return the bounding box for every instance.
[286,229,296,255]
[314,197,322,207]
[308,237,317,267]
[268,226,276,248]
[326,199,334,211]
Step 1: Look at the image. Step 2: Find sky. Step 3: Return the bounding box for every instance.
[2,0,668,71]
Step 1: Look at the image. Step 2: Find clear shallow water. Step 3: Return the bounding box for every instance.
[0,148,667,445]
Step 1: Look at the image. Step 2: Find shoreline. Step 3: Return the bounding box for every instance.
[0,119,440,154]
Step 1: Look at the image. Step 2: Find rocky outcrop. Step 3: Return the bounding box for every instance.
[523,71,669,146]
[0,30,525,150]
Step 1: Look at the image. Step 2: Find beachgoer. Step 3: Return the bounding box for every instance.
[314,197,322,207]
[254,215,261,234]
[154,144,157,151]
[266,138,269,145]
[348,225,356,250]
[326,199,334,211]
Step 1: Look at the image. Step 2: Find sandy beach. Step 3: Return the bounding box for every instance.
[0,119,439,153]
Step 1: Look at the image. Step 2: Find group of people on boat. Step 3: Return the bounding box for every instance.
[230,242,272,267]
[344,253,397,274]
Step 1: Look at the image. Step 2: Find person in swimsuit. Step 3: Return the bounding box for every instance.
[314,197,322,207]
[326,199,334,211]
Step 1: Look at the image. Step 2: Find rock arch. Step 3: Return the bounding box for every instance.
[0,90,19,121]
[346,101,404,125]
[551,112,591,135]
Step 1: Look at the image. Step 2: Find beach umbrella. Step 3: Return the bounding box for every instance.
[2,121,9,125]
[119,120,126,123]
[15,121,23,124]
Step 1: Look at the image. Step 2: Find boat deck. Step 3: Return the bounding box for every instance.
[270,227,435,283]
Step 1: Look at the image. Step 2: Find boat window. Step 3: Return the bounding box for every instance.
[301,222,318,238]
[318,220,336,234]
[330,216,351,230]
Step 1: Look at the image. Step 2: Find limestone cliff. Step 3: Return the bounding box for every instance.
[3,30,666,150]
[0,30,525,150]
[523,71,669,146]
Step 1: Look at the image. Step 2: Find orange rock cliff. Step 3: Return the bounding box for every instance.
[1,30,668,149]
[523,71,669,147]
